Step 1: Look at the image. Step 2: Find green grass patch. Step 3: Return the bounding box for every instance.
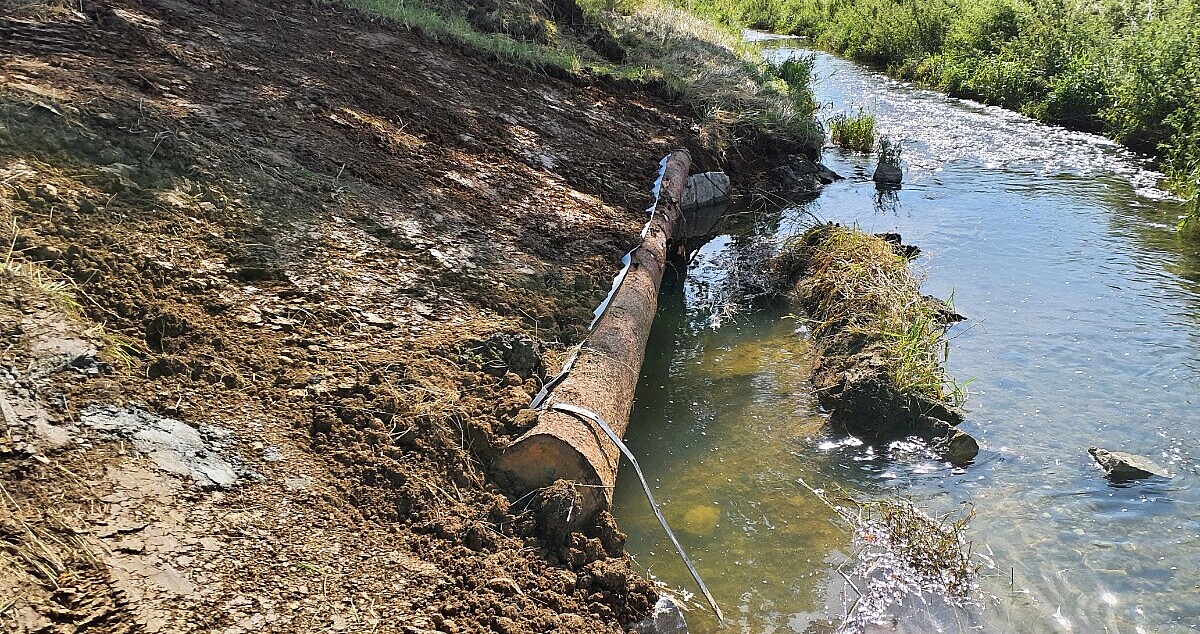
[785,224,965,409]
[341,0,582,71]
[770,53,819,115]
[340,0,824,156]
[828,110,876,153]
[683,0,1200,217]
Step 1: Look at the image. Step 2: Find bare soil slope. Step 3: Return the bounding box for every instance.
[0,1,709,631]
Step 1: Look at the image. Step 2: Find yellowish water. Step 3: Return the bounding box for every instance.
[613,311,857,632]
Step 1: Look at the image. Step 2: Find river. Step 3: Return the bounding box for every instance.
[612,44,1200,633]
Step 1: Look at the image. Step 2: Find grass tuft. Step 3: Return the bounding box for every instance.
[828,110,876,153]
[2,219,82,315]
[782,225,965,409]
[0,0,75,18]
[770,53,819,114]
[799,478,978,629]
[877,134,901,167]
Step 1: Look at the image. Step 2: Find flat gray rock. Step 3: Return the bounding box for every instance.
[82,405,246,489]
[681,171,731,210]
[1088,446,1171,481]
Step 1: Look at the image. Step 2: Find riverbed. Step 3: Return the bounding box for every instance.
[613,45,1200,633]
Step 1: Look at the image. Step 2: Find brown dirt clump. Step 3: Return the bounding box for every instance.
[0,0,715,631]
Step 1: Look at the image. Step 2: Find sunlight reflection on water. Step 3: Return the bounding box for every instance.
[614,47,1200,634]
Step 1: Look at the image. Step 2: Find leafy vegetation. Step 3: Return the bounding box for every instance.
[341,0,823,155]
[679,0,1200,225]
[828,109,876,152]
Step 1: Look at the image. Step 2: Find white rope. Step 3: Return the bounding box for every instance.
[549,402,725,623]
[526,152,724,621]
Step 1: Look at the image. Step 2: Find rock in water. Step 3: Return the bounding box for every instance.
[764,157,840,196]
[681,504,720,536]
[1088,446,1171,481]
[873,162,902,185]
[680,171,731,210]
[632,596,689,634]
[939,429,979,466]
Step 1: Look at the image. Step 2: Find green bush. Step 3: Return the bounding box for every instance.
[684,0,1200,217]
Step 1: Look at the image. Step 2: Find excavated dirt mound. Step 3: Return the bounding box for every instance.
[0,1,712,631]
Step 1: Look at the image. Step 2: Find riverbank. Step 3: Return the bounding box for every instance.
[0,0,827,631]
[683,0,1200,225]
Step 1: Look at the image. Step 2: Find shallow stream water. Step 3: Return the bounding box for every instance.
[612,46,1200,633]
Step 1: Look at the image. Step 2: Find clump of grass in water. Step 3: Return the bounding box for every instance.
[829,110,876,153]
[770,54,819,115]
[783,225,965,409]
[877,134,901,167]
[799,479,979,633]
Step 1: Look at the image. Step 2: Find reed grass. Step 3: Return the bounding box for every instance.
[877,135,901,167]
[828,110,876,153]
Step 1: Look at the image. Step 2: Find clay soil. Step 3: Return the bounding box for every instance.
[0,1,713,631]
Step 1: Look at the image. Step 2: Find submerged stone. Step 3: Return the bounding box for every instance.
[681,504,720,536]
[764,156,840,195]
[1088,446,1171,481]
[632,595,688,634]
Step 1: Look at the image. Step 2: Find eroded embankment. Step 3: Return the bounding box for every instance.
[777,225,977,462]
[0,1,734,631]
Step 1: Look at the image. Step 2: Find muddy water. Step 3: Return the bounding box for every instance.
[613,47,1200,632]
